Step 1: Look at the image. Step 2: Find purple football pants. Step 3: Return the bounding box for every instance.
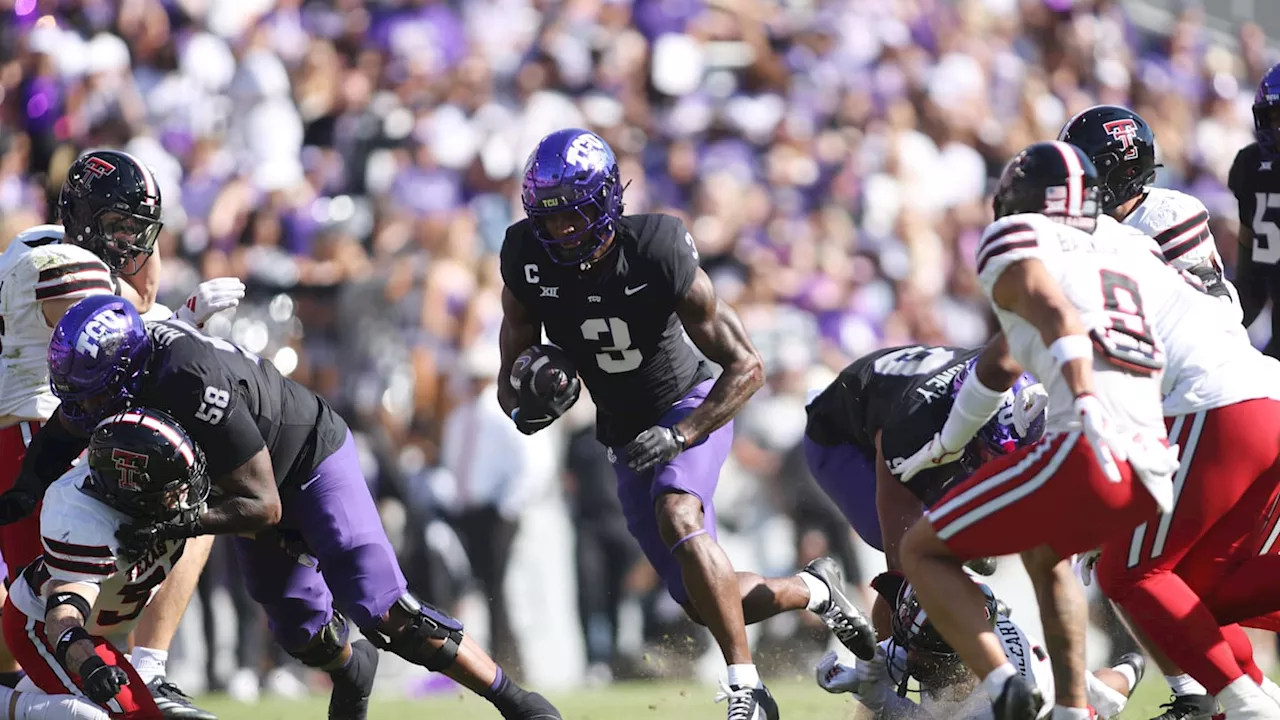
[801,436,884,551]
[610,379,734,606]
[234,431,408,650]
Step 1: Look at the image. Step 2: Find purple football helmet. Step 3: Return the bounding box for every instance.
[48,295,152,433]
[952,359,1046,460]
[521,128,624,267]
[1254,63,1280,156]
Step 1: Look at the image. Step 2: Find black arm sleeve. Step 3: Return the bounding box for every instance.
[18,413,89,494]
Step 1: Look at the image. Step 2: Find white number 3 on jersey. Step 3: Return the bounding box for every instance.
[194,386,230,424]
[684,232,699,260]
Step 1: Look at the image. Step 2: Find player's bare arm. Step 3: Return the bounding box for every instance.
[973,331,1025,391]
[672,268,764,445]
[991,258,1095,398]
[43,580,102,675]
[497,286,541,416]
[194,448,281,534]
[873,430,920,574]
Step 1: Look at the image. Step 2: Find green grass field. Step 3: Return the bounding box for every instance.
[190,676,1177,719]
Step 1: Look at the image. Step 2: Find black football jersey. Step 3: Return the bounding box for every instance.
[500,214,712,447]
[141,319,348,487]
[1230,141,1280,356]
[806,345,980,502]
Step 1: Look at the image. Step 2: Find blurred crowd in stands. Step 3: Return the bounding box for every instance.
[1,0,1276,698]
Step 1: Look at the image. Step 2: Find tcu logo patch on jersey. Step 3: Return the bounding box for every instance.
[111,449,149,491]
[1103,119,1140,160]
[76,312,126,359]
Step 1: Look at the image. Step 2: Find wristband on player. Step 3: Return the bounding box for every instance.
[53,625,94,668]
[46,592,93,624]
[938,372,1006,452]
[1048,335,1093,368]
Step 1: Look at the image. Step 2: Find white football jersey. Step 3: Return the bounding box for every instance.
[1122,187,1242,321]
[0,225,114,422]
[975,214,1165,437]
[9,464,185,636]
[1090,217,1280,415]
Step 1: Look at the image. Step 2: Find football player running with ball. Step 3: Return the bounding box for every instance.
[19,296,561,720]
[498,128,875,720]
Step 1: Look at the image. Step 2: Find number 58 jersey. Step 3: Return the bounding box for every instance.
[8,464,185,636]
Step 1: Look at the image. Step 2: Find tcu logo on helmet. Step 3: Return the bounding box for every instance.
[111,448,149,491]
[1103,119,1140,160]
[564,133,609,170]
[76,312,126,359]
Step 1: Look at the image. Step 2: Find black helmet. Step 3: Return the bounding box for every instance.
[59,150,163,276]
[872,571,1001,694]
[993,141,1101,232]
[87,408,209,521]
[1058,105,1158,212]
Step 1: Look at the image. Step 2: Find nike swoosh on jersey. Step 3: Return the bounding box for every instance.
[624,283,649,295]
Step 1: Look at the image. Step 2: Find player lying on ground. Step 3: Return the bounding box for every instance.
[3,410,208,720]
[19,296,561,720]
[498,128,876,720]
[816,571,1142,720]
[803,345,1046,631]
[0,150,245,720]
[894,142,1182,720]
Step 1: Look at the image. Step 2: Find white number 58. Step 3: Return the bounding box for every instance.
[194,386,230,425]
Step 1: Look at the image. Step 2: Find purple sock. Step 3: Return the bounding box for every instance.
[489,666,506,695]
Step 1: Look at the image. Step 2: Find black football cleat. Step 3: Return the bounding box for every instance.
[1149,694,1222,720]
[966,556,999,576]
[716,682,780,720]
[1115,652,1147,690]
[146,677,218,720]
[992,675,1044,720]
[803,556,877,660]
[502,691,563,720]
[328,639,378,720]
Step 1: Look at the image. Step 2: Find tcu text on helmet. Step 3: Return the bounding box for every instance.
[76,311,128,359]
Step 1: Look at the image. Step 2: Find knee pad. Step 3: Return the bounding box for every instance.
[288,611,350,668]
[369,593,464,672]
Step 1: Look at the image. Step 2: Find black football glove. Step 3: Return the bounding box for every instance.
[116,507,203,563]
[512,375,581,435]
[0,481,39,526]
[78,656,130,704]
[625,426,688,473]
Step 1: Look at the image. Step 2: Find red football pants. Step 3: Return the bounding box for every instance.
[0,421,45,582]
[1097,400,1280,695]
[2,597,162,719]
[927,431,1159,561]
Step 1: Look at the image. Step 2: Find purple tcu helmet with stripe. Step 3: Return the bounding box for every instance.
[48,295,153,433]
[1254,62,1280,157]
[952,358,1045,459]
[521,128,624,267]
